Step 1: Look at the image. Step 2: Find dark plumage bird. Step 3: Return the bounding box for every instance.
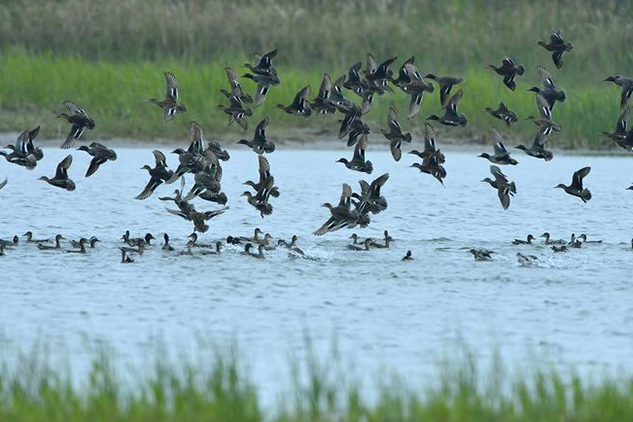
[0,178,6,191]
[371,230,393,248]
[338,99,371,147]
[481,165,516,210]
[551,245,568,253]
[398,61,435,119]
[1,126,43,169]
[528,66,566,111]
[238,117,276,154]
[484,102,518,127]
[402,250,414,261]
[243,49,281,106]
[604,75,633,111]
[409,123,446,164]
[555,167,592,203]
[380,107,412,161]
[352,173,389,215]
[310,73,337,115]
[488,57,525,90]
[120,248,135,263]
[526,92,561,136]
[479,129,518,165]
[541,232,566,245]
[314,184,369,236]
[603,104,631,150]
[149,71,187,121]
[217,90,253,131]
[469,249,494,261]
[77,142,117,177]
[242,155,279,218]
[516,125,554,162]
[277,85,311,116]
[363,53,398,88]
[336,134,373,174]
[57,101,95,149]
[220,67,253,104]
[424,74,464,108]
[136,150,173,200]
[168,206,229,233]
[37,234,65,250]
[39,154,75,191]
[538,28,573,69]
[427,89,468,127]
[347,238,372,251]
[162,233,175,252]
[513,235,535,245]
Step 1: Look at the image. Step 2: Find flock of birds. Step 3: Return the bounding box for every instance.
[2,28,633,263]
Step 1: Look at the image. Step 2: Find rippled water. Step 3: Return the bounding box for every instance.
[1,146,632,398]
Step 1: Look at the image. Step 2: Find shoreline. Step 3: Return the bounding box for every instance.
[1,130,628,156]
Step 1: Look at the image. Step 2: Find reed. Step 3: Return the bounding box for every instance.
[0,346,632,421]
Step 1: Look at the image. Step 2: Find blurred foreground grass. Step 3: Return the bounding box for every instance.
[0,345,632,421]
[0,50,621,148]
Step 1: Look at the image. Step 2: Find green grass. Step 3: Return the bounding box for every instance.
[0,50,622,148]
[1,346,632,421]
[0,0,631,147]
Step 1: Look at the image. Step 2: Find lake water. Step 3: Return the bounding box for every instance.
[1,146,632,400]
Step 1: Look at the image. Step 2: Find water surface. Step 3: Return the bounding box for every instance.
[1,147,632,398]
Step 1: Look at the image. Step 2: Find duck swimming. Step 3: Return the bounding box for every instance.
[484,102,518,127]
[371,230,393,249]
[39,155,76,191]
[66,238,88,254]
[37,234,65,250]
[380,107,412,162]
[77,142,117,177]
[0,235,19,247]
[538,28,573,69]
[513,235,535,245]
[162,233,175,251]
[22,231,50,244]
[120,248,134,263]
[488,57,525,91]
[469,249,494,261]
[402,250,414,261]
[279,235,304,256]
[347,238,372,251]
[243,243,265,259]
[541,232,565,245]
[57,101,95,149]
[551,245,568,253]
[555,167,592,203]
[149,71,187,121]
[578,234,602,244]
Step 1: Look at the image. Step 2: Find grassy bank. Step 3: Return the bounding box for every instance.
[0,51,621,148]
[0,347,632,421]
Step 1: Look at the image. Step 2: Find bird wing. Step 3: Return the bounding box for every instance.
[164,71,179,100]
[365,54,378,75]
[254,117,269,143]
[153,150,167,167]
[317,73,332,99]
[536,93,552,120]
[55,154,73,179]
[491,129,509,156]
[572,167,591,189]
[387,107,401,133]
[537,65,556,89]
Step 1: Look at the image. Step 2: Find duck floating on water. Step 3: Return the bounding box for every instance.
[402,250,414,261]
[469,249,494,261]
[513,235,535,245]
